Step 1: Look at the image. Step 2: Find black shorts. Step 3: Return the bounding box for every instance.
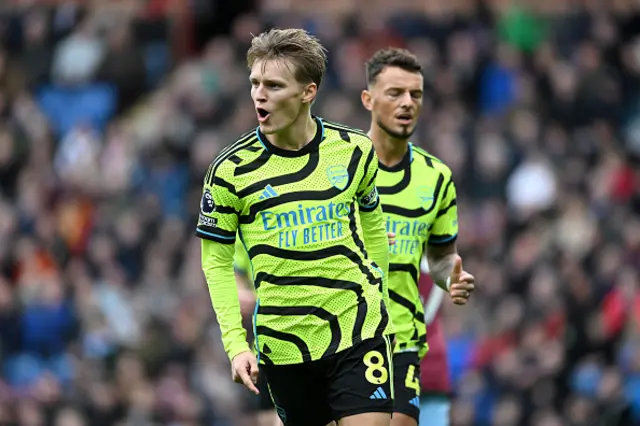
[392,352,421,421]
[257,372,275,411]
[242,365,275,413]
[262,336,394,426]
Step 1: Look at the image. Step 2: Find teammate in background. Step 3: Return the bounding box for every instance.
[418,258,453,426]
[197,29,394,426]
[233,239,280,426]
[361,48,475,426]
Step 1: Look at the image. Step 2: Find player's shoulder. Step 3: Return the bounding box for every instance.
[321,118,372,147]
[411,145,453,178]
[205,128,263,180]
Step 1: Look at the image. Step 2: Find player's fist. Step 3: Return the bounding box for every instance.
[388,232,396,246]
[231,351,260,395]
[449,255,474,305]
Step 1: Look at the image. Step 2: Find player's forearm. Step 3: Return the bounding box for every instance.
[426,242,457,292]
[202,240,251,360]
[234,270,252,290]
[359,205,390,301]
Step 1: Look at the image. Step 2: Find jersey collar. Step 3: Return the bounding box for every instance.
[378,142,413,173]
[256,116,325,158]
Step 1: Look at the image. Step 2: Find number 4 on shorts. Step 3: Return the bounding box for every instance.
[405,364,420,395]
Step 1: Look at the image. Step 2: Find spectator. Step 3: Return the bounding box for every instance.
[51,15,104,86]
[19,9,52,90]
[96,21,146,113]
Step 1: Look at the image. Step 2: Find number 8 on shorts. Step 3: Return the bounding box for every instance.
[364,350,389,385]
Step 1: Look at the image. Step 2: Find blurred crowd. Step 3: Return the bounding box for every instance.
[0,0,639,425]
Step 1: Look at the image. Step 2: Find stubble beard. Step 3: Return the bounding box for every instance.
[377,118,416,140]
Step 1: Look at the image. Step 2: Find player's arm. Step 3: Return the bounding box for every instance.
[426,173,459,292]
[356,145,390,302]
[233,238,257,317]
[196,166,251,361]
[233,238,253,289]
[235,270,251,289]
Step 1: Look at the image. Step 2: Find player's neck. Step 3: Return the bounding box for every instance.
[368,126,409,169]
[269,111,317,151]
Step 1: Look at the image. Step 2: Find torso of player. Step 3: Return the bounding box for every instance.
[208,117,391,365]
[239,141,360,258]
[377,143,449,356]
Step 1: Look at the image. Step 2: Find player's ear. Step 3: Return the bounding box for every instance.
[302,83,317,105]
[361,89,373,111]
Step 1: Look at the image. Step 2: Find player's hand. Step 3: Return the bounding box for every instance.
[387,232,396,246]
[449,255,474,305]
[231,351,260,395]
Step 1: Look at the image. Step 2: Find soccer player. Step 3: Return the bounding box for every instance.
[361,48,475,426]
[196,29,394,426]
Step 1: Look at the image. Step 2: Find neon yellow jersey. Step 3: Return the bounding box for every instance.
[377,143,458,358]
[196,117,392,365]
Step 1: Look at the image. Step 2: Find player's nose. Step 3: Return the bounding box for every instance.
[399,92,413,107]
[252,85,268,102]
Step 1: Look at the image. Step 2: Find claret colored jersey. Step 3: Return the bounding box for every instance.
[377,143,458,358]
[197,116,392,365]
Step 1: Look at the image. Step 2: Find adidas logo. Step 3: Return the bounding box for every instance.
[369,386,387,400]
[409,396,420,408]
[259,184,278,200]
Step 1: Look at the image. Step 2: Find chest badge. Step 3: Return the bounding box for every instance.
[326,165,349,190]
[416,186,434,209]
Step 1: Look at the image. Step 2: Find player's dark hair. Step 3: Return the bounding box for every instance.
[365,48,422,85]
[247,28,328,87]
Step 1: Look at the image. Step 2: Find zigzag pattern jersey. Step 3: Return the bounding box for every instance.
[195,116,392,365]
[377,143,458,358]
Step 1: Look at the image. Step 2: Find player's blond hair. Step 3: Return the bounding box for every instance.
[247,28,328,87]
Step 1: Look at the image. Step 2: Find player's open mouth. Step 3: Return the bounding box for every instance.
[256,108,270,122]
[395,113,413,125]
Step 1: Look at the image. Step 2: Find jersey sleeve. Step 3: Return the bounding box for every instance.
[198,162,250,361]
[356,145,391,324]
[429,174,459,245]
[202,239,250,361]
[194,164,241,244]
[356,144,380,212]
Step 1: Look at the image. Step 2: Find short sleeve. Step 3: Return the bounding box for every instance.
[195,164,242,244]
[356,144,380,212]
[428,175,458,245]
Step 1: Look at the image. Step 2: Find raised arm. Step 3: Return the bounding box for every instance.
[426,173,475,305]
[426,172,459,291]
